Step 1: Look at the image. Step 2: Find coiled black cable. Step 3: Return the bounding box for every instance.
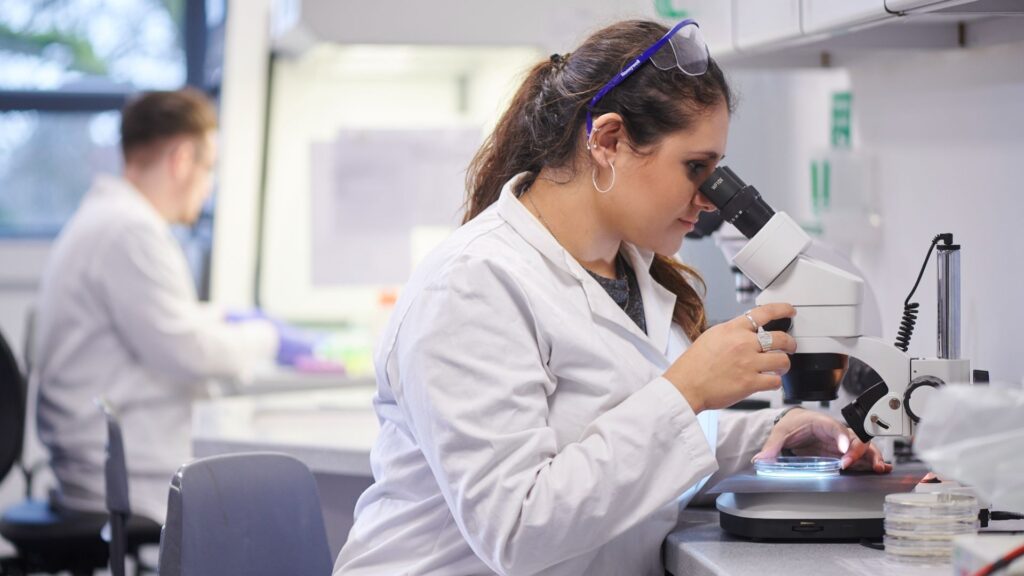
[894,233,953,352]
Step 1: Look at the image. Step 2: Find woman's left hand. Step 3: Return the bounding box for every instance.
[752,408,893,473]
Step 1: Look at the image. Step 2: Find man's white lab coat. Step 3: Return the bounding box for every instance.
[34,175,277,523]
[335,176,781,575]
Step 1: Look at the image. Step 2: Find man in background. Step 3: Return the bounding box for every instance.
[33,88,302,524]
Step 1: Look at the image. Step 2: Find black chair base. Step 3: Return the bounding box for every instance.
[0,499,162,575]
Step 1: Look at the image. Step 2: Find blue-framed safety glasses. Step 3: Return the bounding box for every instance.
[585,19,710,137]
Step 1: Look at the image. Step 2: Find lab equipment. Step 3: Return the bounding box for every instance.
[697,165,984,541]
[754,456,841,479]
[883,492,979,564]
[697,165,979,440]
[710,466,925,541]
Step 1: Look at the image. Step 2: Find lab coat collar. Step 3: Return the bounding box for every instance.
[494,174,677,356]
[88,174,172,232]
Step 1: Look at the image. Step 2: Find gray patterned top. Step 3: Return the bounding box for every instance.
[586,255,647,334]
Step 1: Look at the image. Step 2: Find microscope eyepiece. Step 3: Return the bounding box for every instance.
[698,166,776,239]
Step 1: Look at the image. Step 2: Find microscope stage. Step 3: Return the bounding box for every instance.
[713,467,927,541]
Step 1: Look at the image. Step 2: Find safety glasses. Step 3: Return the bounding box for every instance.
[585,19,709,138]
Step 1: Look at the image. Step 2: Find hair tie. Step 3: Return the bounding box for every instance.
[549,52,571,68]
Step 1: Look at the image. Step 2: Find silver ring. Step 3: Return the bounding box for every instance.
[757,327,773,353]
[743,312,759,332]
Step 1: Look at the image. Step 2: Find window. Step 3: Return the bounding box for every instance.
[0,110,122,235]
[0,0,227,297]
[0,0,186,92]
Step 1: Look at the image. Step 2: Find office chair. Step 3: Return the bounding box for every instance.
[0,328,160,575]
[158,452,333,576]
[97,399,136,576]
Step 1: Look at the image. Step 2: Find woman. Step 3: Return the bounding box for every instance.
[336,19,890,576]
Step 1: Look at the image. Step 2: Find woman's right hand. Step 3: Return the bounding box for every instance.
[664,303,798,413]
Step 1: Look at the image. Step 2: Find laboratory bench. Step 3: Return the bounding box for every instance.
[192,389,1020,571]
[216,364,376,396]
[668,507,911,576]
[666,507,1024,576]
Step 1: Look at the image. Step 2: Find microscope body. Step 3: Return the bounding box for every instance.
[733,210,972,441]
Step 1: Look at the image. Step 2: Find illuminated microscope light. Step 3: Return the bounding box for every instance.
[755,456,842,479]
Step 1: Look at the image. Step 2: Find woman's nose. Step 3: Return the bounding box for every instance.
[694,191,716,212]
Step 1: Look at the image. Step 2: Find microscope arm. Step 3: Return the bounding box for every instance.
[697,166,975,445]
[793,336,912,440]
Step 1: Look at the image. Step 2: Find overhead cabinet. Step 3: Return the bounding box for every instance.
[801,0,893,35]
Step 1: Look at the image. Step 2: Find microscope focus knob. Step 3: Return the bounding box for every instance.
[904,376,944,424]
[762,318,792,333]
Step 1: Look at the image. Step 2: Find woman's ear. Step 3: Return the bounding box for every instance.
[587,112,626,168]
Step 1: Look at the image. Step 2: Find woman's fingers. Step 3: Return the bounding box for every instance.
[764,331,797,353]
[753,350,791,374]
[743,303,797,330]
[754,373,783,392]
[752,425,789,463]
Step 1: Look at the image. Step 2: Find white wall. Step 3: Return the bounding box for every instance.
[846,41,1024,386]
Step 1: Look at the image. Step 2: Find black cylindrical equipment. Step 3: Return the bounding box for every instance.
[698,166,775,239]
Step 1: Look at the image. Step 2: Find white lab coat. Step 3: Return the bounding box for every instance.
[335,175,781,576]
[33,175,277,523]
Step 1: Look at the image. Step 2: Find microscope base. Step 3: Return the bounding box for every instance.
[716,491,885,541]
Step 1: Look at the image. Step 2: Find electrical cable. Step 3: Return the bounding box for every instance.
[991,512,1024,522]
[972,543,1024,576]
[894,233,952,352]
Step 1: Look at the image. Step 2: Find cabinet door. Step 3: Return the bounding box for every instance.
[802,0,892,34]
[884,0,974,11]
[734,0,802,50]
[666,0,735,56]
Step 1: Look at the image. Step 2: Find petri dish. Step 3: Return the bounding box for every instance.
[884,492,979,518]
[754,456,842,478]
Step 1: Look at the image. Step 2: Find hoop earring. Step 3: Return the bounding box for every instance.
[592,161,615,194]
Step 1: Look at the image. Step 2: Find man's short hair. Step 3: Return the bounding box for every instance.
[120,88,217,164]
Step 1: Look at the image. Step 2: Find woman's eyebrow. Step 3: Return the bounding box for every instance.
[687,151,725,160]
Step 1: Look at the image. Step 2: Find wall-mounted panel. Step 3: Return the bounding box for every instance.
[734,0,802,50]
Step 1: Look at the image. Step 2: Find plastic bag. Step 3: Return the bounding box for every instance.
[914,384,1024,514]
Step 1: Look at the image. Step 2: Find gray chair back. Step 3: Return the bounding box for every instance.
[158,452,332,576]
[97,399,131,576]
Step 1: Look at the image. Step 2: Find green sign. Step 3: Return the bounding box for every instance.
[654,0,689,19]
[831,91,852,148]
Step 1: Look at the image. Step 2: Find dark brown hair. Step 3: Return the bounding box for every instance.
[120,88,217,164]
[464,20,734,341]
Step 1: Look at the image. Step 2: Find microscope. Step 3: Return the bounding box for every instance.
[698,166,976,441]
[696,166,984,540]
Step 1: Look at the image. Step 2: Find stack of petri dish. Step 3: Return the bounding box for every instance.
[884,491,980,564]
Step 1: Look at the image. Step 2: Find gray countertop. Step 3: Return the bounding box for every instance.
[664,506,1024,576]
